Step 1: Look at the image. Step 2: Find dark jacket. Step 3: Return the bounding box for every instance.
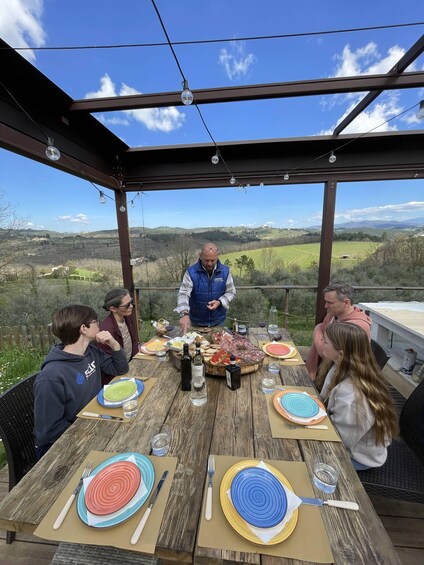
[34,343,128,458]
[188,259,229,326]
[97,313,139,358]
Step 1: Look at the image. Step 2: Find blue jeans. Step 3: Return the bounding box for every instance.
[352,459,370,471]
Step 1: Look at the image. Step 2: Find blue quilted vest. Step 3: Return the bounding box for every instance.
[188,260,229,326]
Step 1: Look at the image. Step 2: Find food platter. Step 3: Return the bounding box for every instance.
[262,342,297,359]
[139,337,168,354]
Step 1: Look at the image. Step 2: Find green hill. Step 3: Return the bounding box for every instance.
[221,241,379,271]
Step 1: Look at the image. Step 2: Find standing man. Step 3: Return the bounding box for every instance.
[175,242,236,333]
[306,282,371,379]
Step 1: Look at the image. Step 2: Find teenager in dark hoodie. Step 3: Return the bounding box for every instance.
[34,304,129,459]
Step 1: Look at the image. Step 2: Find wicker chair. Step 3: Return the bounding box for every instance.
[358,377,424,503]
[0,372,38,543]
[371,339,390,369]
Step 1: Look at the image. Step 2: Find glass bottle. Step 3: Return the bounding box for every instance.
[226,354,241,391]
[181,343,192,391]
[267,305,279,337]
[232,318,239,333]
[191,339,207,406]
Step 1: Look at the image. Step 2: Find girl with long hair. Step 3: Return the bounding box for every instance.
[315,322,398,470]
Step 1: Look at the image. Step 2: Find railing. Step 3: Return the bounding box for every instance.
[134,284,424,329]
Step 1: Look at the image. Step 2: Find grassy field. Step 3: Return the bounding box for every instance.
[221,241,379,271]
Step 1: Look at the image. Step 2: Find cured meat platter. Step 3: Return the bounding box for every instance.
[169,330,264,377]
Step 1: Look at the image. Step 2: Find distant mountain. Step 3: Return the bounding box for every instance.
[308,218,424,230]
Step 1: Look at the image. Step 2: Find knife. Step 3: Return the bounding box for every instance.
[300,497,359,510]
[130,470,169,545]
[82,411,124,421]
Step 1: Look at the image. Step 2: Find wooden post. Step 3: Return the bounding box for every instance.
[284,289,290,329]
[316,180,337,325]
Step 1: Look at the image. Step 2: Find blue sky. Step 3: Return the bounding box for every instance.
[0,0,424,232]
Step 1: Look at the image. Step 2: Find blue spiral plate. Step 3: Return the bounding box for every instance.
[231,467,287,528]
[97,378,144,408]
[280,392,319,418]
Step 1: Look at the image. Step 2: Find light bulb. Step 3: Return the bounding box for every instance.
[119,204,126,212]
[417,101,424,120]
[260,182,264,187]
[211,151,220,165]
[181,80,193,105]
[131,200,135,208]
[99,191,107,204]
[329,151,337,164]
[230,176,236,185]
[283,173,289,181]
[45,138,61,161]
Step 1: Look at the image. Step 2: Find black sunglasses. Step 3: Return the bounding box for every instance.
[119,300,134,309]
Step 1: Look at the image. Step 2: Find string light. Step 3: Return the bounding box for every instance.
[99,191,107,204]
[211,150,220,165]
[329,151,337,164]
[45,138,61,161]
[417,101,424,120]
[181,79,193,105]
[283,173,289,181]
[119,204,126,212]
[230,176,236,185]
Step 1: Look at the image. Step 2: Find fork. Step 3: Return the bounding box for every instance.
[205,455,215,520]
[287,424,328,430]
[53,460,92,529]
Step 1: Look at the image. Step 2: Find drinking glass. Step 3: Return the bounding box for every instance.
[122,398,139,419]
[312,455,339,494]
[151,424,171,456]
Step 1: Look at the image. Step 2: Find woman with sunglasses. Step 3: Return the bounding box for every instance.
[97,288,139,384]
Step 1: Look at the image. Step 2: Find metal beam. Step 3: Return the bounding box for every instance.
[120,131,424,191]
[70,72,424,113]
[333,34,424,135]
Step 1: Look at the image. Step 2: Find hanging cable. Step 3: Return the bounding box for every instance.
[6,21,424,52]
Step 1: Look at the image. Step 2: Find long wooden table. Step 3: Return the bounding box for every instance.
[0,328,400,564]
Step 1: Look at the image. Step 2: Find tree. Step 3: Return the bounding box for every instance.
[0,192,27,285]
[234,255,255,278]
[162,235,197,282]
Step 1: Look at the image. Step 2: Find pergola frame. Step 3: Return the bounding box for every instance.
[1,35,424,329]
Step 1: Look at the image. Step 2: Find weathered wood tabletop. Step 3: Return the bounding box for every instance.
[0,327,400,564]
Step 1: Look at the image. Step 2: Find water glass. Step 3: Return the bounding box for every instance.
[191,376,207,406]
[122,398,139,419]
[312,456,339,494]
[261,377,275,394]
[151,424,171,456]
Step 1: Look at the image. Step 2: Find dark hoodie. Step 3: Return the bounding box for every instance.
[34,343,128,458]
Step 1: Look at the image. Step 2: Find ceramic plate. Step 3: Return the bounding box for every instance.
[273,390,327,425]
[77,453,154,528]
[142,338,168,353]
[97,378,144,408]
[220,460,298,545]
[85,461,141,515]
[280,392,319,419]
[103,380,137,403]
[231,467,287,528]
[262,342,297,359]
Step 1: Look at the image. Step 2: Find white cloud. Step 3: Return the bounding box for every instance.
[219,41,256,80]
[85,74,185,133]
[57,214,90,224]
[319,42,419,135]
[0,0,46,62]
[319,92,402,135]
[335,201,424,222]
